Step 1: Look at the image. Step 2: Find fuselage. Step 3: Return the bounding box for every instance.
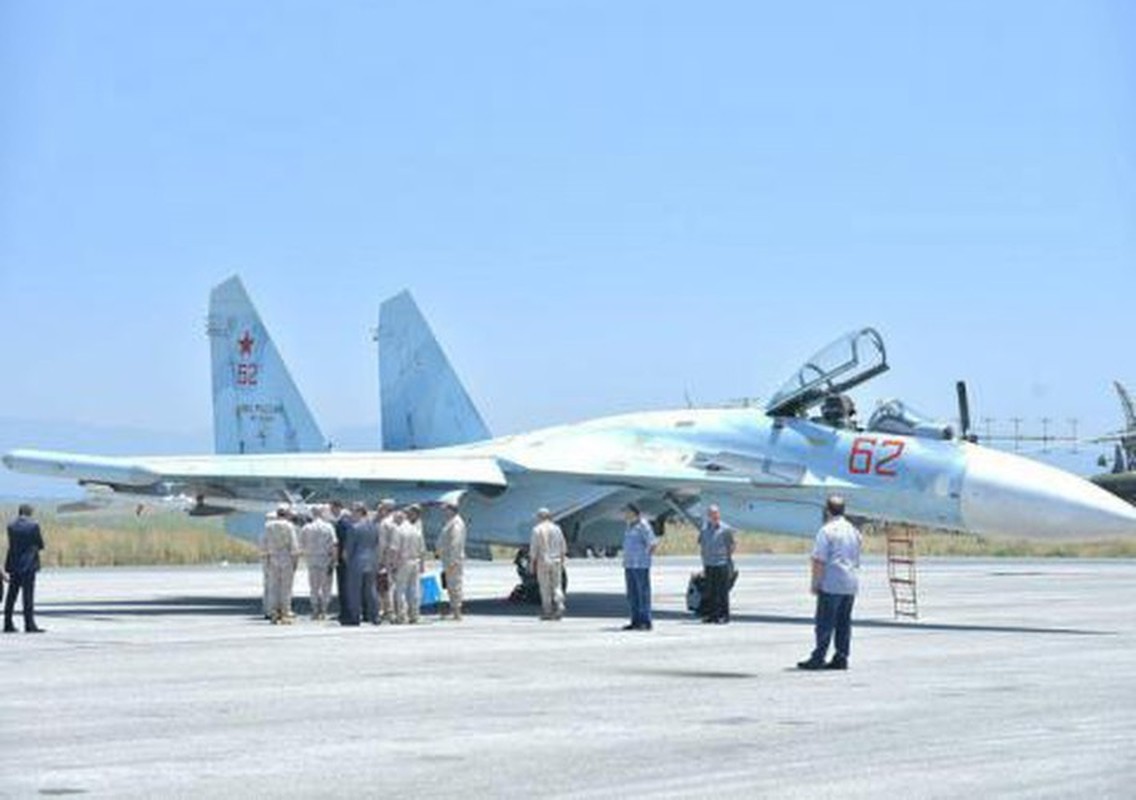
[7,407,1136,549]
[412,407,1136,545]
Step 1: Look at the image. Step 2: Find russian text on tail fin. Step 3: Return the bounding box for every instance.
[208,276,327,455]
[378,291,490,450]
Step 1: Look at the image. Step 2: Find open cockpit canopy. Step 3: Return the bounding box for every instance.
[765,328,888,418]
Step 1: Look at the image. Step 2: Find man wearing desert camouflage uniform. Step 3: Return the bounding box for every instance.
[299,506,337,620]
[529,508,566,621]
[375,499,398,622]
[392,506,426,624]
[436,500,467,620]
[261,506,300,624]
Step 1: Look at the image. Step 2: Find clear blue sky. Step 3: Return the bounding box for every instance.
[1,2,1133,474]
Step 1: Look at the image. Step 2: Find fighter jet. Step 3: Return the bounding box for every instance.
[1090,381,1136,506]
[5,277,1136,556]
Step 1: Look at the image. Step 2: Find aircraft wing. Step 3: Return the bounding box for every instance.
[4,443,839,542]
[2,449,507,507]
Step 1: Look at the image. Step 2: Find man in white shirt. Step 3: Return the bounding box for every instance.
[798,495,862,671]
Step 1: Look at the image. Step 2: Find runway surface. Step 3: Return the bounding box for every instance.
[1,555,1133,798]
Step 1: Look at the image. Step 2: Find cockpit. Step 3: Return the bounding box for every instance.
[766,328,888,421]
[766,328,955,440]
[866,399,953,440]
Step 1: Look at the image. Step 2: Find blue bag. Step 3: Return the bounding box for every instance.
[420,573,442,608]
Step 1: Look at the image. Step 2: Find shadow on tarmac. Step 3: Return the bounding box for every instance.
[469,593,1111,636]
[35,592,1112,636]
[37,596,263,619]
[731,613,1112,637]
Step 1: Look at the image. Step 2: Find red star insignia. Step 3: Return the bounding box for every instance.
[238,330,254,357]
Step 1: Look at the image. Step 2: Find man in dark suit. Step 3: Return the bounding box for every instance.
[330,500,352,623]
[5,503,46,633]
[342,503,380,626]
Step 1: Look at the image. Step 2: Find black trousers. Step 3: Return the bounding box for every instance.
[4,572,37,630]
[704,564,731,621]
[335,562,348,621]
[343,566,379,625]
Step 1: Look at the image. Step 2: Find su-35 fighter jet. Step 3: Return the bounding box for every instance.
[6,276,1136,558]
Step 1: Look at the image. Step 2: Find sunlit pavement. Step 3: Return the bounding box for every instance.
[2,555,1132,798]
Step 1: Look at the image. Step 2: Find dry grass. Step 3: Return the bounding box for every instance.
[656,521,1136,559]
[3,506,1134,567]
[2,506,259,567]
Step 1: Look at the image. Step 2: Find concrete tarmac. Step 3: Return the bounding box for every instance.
[1,555,1134,798]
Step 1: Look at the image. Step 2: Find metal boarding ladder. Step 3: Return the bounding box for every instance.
[885,524,919,619]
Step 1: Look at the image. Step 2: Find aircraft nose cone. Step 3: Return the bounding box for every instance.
[960,444,1136,539]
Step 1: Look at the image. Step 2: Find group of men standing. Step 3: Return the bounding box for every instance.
[2,494,862,671]
[611,497,862,671]
[260,499,465,627]
[615,502,735,631]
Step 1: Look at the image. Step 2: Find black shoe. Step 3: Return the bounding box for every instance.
[824,657,848,670]
[622,623,638,631]
[25,627,46,634]
[797,658,825,670]
[4,625,18,634]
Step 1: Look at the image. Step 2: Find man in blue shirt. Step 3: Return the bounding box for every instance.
[698,504,736,624]
[798,495,862,670]
[5,504,46,634]
[622,504,657,631]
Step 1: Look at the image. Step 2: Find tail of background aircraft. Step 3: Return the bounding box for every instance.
[207,276,327,455]
[378,291,490,450]
[1114,381,1136,473]
[1115,381,1136,432]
